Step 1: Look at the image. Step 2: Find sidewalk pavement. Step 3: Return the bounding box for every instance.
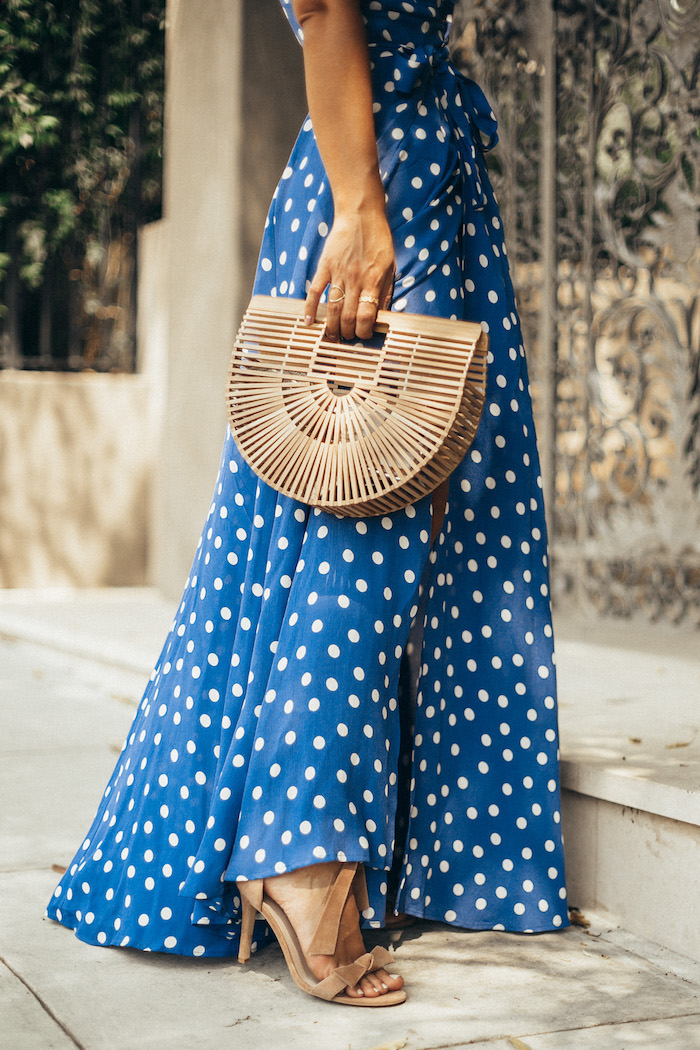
[1,589,699,1050]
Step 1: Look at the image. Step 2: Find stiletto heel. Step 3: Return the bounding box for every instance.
[237,882,260,964]
[235,863,405,1007]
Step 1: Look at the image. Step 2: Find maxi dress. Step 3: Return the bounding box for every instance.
[47,0,569,958]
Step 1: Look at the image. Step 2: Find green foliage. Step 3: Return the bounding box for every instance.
[0,0,164,365]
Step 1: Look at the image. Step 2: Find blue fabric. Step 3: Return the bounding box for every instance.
[47,0,568,958]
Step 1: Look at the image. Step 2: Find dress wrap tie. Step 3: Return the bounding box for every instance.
[371,40,498,212]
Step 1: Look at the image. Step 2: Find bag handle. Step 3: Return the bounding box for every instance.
[307,312,391,388]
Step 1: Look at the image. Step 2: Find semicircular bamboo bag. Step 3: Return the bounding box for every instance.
[226,295,489,517]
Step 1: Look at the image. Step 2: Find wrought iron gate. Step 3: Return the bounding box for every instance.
[455,0,700,625]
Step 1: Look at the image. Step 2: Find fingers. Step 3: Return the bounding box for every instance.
[353,291,381,340]
[319,281,382,342]
[338,288,378,341]
[340,287,360,342]
[325,283,345,341]
[304,266,328,328]
[304,231,395,340]
[307,281,386,341]
[351,269,394,340]
[304,286,322,327]
[306,272,347,343]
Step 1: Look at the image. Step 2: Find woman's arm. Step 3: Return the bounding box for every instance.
[293,0,395,340]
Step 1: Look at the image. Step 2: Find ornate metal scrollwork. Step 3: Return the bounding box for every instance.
[455,0,700,624]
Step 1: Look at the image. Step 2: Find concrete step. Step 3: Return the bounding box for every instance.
[555,615,700,963]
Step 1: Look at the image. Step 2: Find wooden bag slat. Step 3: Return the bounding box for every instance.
[233,349,471,397]
[227,296,488,516]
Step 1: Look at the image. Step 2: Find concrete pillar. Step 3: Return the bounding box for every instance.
[155,0,305,596]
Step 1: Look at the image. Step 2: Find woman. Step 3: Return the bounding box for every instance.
[47,0,568,1008]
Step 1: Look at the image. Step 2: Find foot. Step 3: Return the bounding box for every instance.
[264,862,404,1000]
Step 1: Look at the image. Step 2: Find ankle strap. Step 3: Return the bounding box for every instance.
[307,862,367,956]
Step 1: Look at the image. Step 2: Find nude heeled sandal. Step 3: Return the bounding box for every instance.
[236,862,406,1007]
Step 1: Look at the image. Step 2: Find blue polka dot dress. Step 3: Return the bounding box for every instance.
[46,0,569,958]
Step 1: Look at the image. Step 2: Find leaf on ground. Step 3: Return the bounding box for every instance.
[568,905,591,928]
[629,737,642,744]
[365,1039,407,1050]
[665,740,691,749]
[508,1038,533,1050]
[51,863,67,875]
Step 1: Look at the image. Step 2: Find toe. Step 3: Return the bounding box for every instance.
[344,983,365,999]
[377,967,403,991]
[357,969,403,997]
[359,975,382,997]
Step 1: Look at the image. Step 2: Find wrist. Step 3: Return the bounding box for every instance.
[331,170,386,217]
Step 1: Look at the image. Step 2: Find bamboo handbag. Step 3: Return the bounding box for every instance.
[226,295,488,517]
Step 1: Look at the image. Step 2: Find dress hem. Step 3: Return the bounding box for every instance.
[46,903,569,960]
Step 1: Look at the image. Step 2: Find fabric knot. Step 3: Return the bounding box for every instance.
[393,41,448,95]
[312,945,397,1001]
[391,41,498,156]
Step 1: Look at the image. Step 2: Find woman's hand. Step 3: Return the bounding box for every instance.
[304,201,395,341]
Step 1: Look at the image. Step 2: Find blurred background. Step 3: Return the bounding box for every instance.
[1,0,698,616]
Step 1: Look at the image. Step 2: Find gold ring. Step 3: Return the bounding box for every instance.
[358,294,380,306]
[328,284,345,303]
